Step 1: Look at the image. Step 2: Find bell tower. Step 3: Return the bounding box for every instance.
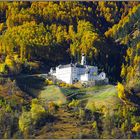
[81,53,86,65]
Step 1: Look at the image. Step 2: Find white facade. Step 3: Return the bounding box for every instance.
[49,55,108,84]
[53,66,73,84]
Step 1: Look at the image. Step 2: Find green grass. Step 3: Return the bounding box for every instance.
[16,76,46,97]
[89,85,117,100]
[38,84,120,110]
[80,84,112,92]
[85,85,121,110]
[60,88,77,96]
[16,75,121,109]
[38,85,67,104]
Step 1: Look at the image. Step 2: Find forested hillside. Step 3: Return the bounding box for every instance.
[0,2,140,139]
[0,1,139,82]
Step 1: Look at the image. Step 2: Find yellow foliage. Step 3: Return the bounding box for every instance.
[0,23,4,32]
[30,98,46,120]
[134,55,140,65]
[5,55,14,67]
[126,66,135,82]
[5,55,20,74]
[86,102,96,113]
[59,82,66,87]
[59,82,71,88]
[121,122,126,132]
[68,99,79,108]
[132,123,140,132]
[121,64,126,78]
[46,79,53,85]
[13,54,20,62]
[117,82,126,100]
[48,101,56,113]
[18,112,32,132]
[0,63,7,73]
[79,108,85,118]
[127,48,133,58]
[100,105,109,117]
[57,100,63,107]
[92,121,97,129]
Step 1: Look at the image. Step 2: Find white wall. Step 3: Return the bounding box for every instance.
[50,64,107,84]
[80,74,89,82]
[55,67,73,84]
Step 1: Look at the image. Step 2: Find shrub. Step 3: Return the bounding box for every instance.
[0,63,7,74]
[86,102,97,113]
[30,99,46,121]
[48,101,59,113]
[45,79,53,85]
[59,82,66,87]
[0,107,17,138]
[56,100,63,107]
[19,112,32,132]
[79,108,85,119]
[92,121,97,129]
[19,98,50,137]
[68,99,80,108]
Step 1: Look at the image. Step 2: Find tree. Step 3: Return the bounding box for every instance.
[30,98,46,121]
[117,82,126,101]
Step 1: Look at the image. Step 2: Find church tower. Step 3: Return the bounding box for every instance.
[81,53,86,65]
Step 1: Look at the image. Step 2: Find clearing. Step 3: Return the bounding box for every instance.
[38,84,121,109]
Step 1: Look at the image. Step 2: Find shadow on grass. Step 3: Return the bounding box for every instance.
[15,76,46,97]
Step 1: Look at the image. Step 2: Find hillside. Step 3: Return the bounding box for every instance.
[39,85,67,104]
[0,1,139,82]
[0,1,140,139]
[38,85,120,108]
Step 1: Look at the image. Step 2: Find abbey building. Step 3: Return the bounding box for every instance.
[49,54,108,85]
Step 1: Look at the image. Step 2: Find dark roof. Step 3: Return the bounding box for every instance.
[58,63,74,69]
[58,63,86,69]
[75,63,86,68]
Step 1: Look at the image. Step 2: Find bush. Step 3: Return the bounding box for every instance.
[0,108,17,138]
[59,82,66,87]
[45,79,53,85]
[79,108,85,120]
[86,102,97,113]
[19,98,49,137]
[68,99,80,108]
[19,112,32,132]
[30,99,46,121]
[56,100,63,107]
[48,101,59,113]
[0,63,7,74]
